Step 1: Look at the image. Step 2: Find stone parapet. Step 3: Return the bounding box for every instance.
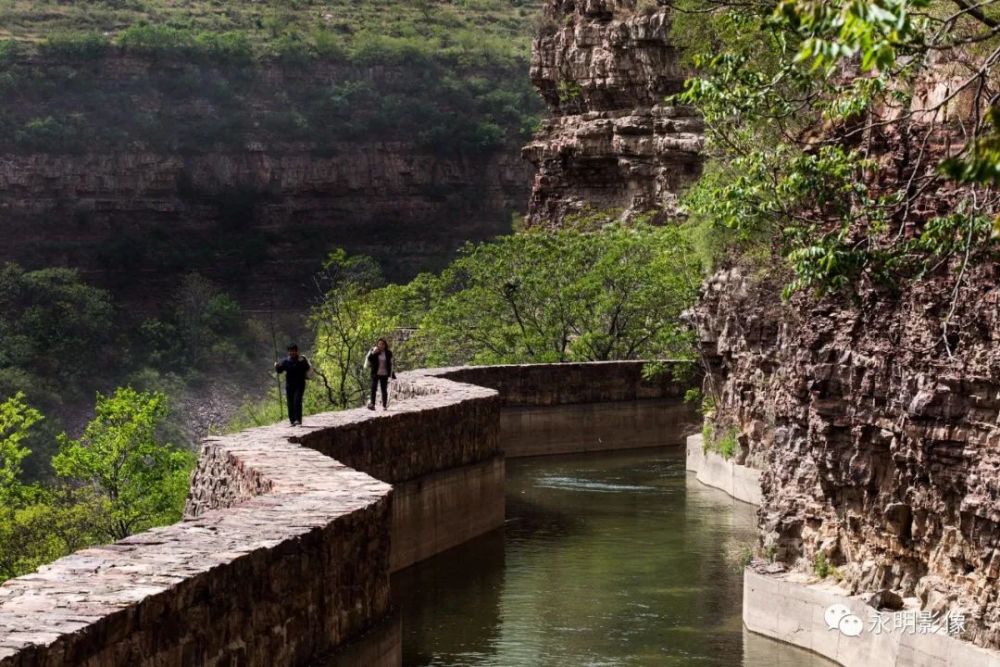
[685,434,763,506]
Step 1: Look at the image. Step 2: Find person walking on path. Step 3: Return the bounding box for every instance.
[365,338,395,411]
[275,343,310,426]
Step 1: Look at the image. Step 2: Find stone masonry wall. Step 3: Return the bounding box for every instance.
[0,361,693,666]
[0,428,392,667]
[407,360,697,407]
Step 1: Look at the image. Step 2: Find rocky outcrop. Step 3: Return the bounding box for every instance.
[694,261,1000,650]
[0,54,534,307]
[523,0,703,226]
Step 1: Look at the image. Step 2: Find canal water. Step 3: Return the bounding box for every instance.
[394,448,831,667]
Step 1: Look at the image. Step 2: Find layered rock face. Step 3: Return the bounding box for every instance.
[523,0,704,226]
[3,148,529,306]
[1,55,533,307]
[695,262,1000,649]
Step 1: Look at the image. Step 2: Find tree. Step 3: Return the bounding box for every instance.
[673,0,1000,297]
[52,388,194,542]
[309,250,400,408]
[414,222,700,365]
[0,392,42,503]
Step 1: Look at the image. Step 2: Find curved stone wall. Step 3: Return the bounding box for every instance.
[0,361,695,667]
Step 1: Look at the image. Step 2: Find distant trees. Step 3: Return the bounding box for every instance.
[306,221,701,408]
[0,263,114,405]
[0,388,194,583]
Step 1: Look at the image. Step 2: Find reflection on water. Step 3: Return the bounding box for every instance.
[395,448,832,667]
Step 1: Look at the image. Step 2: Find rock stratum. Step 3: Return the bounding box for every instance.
[695,259,1000,650]
[0,55,533,307]
[523,0,704,226]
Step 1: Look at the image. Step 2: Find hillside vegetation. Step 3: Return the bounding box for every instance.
[0,0,539,59]
[0,0,544,154]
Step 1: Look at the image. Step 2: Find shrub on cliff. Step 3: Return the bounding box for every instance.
[673,0,1000,300]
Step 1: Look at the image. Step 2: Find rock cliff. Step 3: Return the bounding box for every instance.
[1,55,535,307]
[526,0,1000,652]
[3,146,529,307]
[523,0,703,226]
[695,256,1000,648]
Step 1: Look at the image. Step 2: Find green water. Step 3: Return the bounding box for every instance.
[395,448,831,666]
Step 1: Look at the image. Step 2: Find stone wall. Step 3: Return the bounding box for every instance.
[0,361,694,666]
[0,428,393,667]
[402,362,700,456]
[407,360,695,406]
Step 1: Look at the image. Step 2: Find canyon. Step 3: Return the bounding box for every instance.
[0,55,535,307]
[527,0,1000,657]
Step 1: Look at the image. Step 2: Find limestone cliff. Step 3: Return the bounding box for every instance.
[694,251,1000,649]
[1,54,535,307]
[523,0,703,226]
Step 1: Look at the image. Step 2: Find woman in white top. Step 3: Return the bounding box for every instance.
[365,337,395,410]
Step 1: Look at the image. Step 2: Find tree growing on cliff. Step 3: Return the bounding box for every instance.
[673,0,1000,298]
[52,388,194,542]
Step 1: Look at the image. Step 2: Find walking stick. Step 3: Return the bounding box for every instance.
[269,304,284,421]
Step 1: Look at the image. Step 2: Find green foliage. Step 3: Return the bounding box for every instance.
[942,108,1000,192]
[813,551,832,579]
[414,222,699,366]
[39,32,111,59]
[0,490,100,582]
[53,388,194,542]
[715,430,738,460]
[0,263,115,404]
[0,387,195,583]
[672,0,1000,299]
[137,273,264,376]
[778,0,929,72]
[700,421,737,459]
[683,387,702,406]
[305,222,701,410]
[0,39,18,64]
[0,2,544,156]
[702,422,715,453]
[0,393,43,503]
[309,250,395,409]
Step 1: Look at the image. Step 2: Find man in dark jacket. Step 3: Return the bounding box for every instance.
[275,343,310,426]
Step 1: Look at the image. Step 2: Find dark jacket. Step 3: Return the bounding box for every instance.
[365,348,395,378]
[275,355,311,388]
